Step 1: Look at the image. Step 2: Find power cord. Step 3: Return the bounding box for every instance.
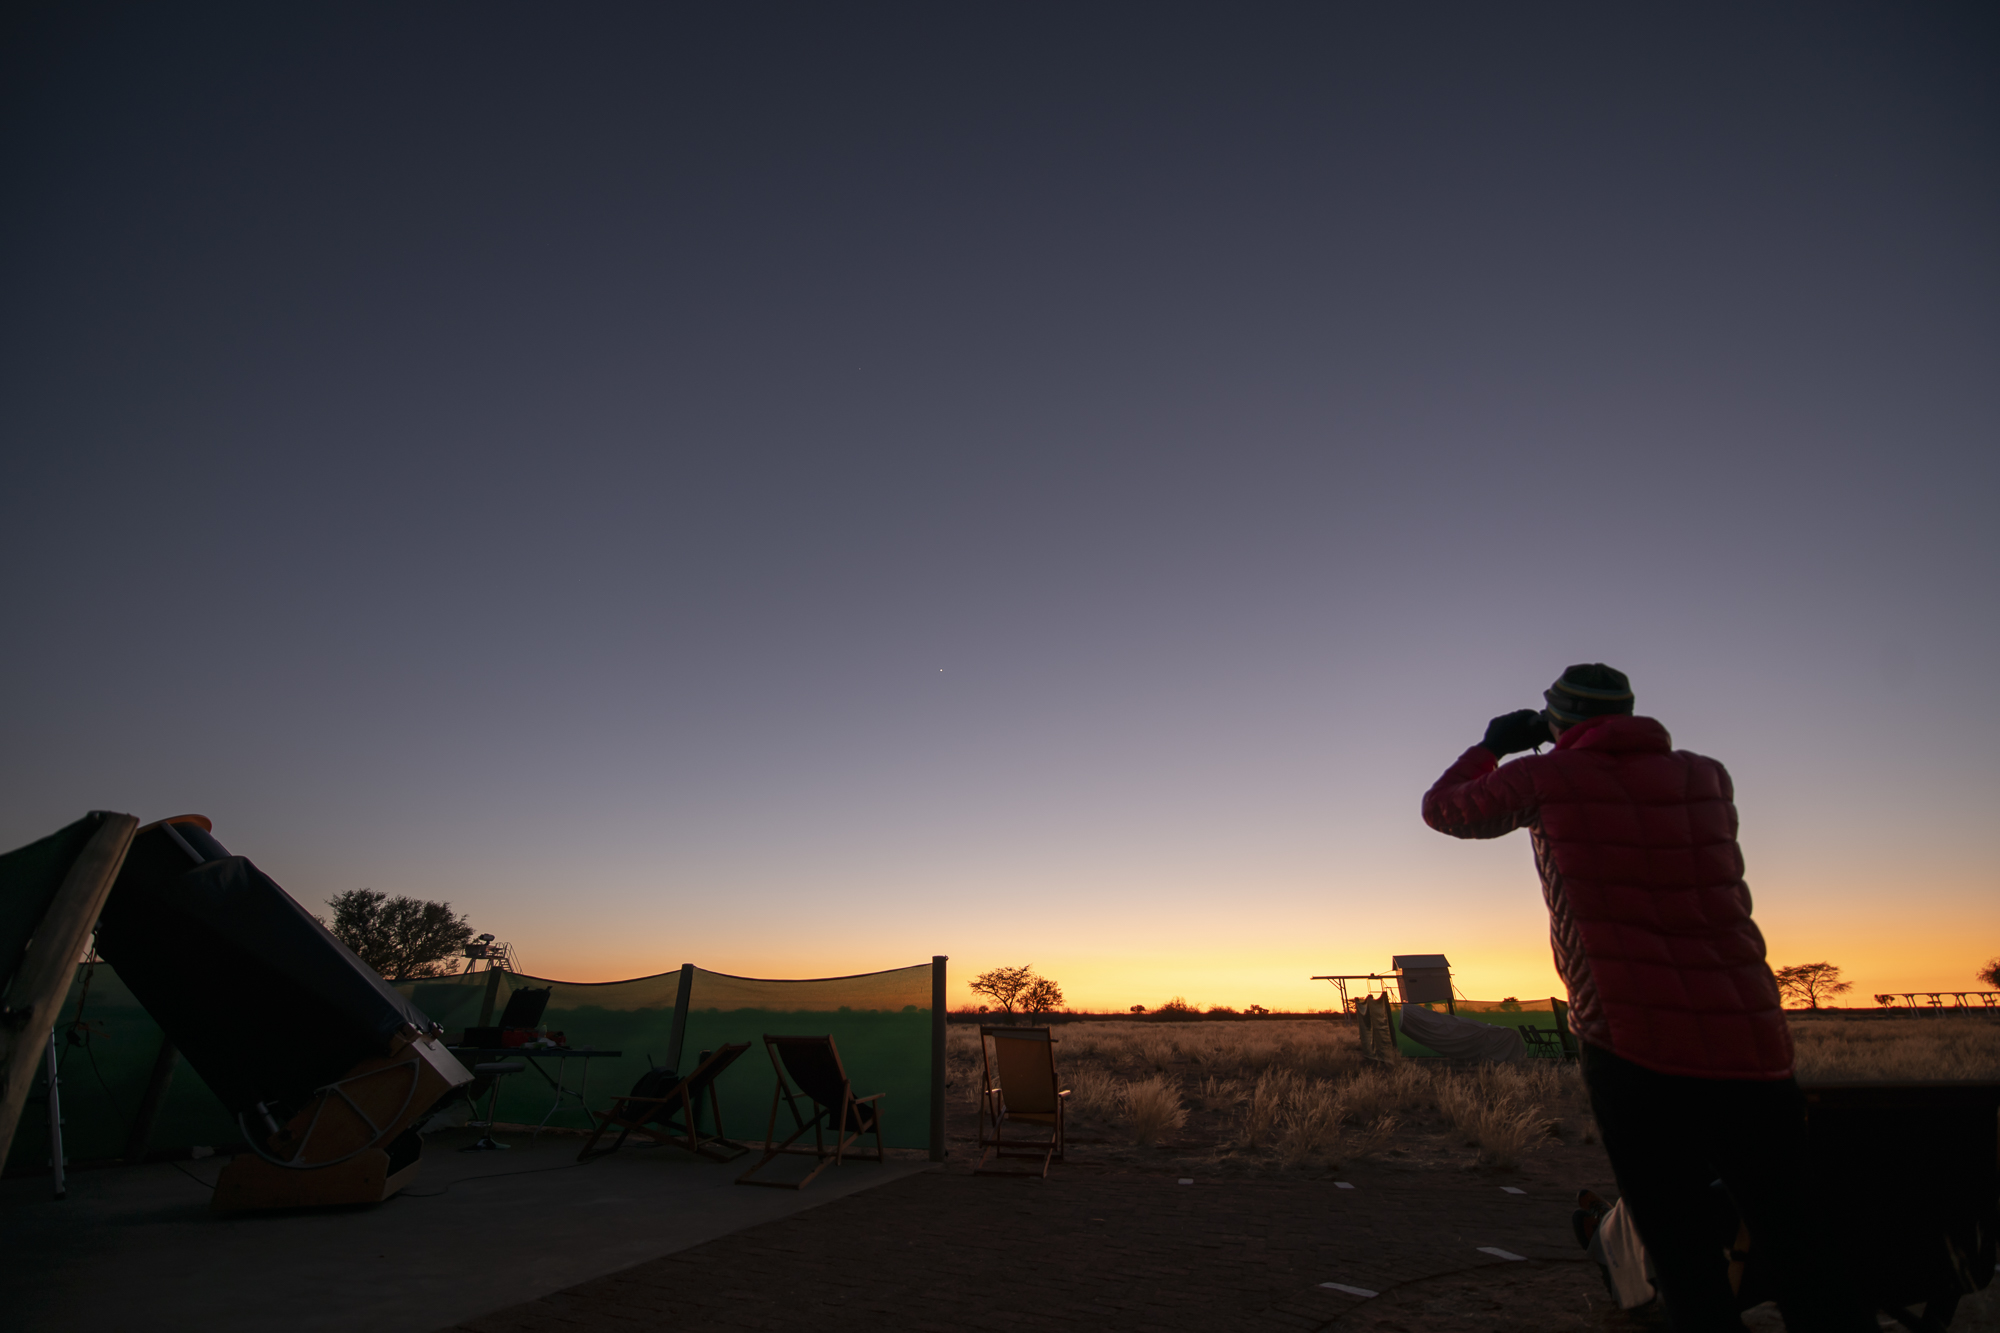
[170,1158,222,1190]
[1322,1255,1597,1326]
[162,1144,604,1197]
[399,1152,604,1198]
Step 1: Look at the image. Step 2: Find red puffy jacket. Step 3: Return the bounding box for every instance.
[1422,714,1792,1080]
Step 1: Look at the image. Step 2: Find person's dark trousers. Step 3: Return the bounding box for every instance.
[1580,1042,1875,1333]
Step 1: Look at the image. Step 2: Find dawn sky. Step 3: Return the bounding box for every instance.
[4,4,1995,1011]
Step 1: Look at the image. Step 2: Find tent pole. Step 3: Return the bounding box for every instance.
[46,1031,65,1199]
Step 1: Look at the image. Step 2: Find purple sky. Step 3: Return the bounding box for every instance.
[4,4,1995,1007]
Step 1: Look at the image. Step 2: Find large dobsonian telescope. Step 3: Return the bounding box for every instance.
[90,815,471,1210]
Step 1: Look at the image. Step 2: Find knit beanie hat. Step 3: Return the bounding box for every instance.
[1544,663,1634,725]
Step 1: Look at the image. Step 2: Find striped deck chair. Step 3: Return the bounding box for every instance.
[736,1035,885,1189]
[576,1043,751,1162]
[976,1026,1068,1177]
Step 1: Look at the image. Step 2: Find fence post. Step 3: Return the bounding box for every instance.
[930,956,947,1161]
[665,963,695,1073]
[476,966,505,1029]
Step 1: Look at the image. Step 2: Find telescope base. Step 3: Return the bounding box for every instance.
[210,1144,421,1212]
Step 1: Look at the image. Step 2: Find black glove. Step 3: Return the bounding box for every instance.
[1479,709,1551,758]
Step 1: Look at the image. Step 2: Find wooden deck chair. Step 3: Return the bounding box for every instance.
[735,1035,885,1189]
[975,1026,1069,1177]
[576,1043,751,1162]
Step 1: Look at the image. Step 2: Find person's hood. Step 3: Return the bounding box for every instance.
[1554,713,1672,754]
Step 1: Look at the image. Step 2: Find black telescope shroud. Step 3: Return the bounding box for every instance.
[94,821,434,1120]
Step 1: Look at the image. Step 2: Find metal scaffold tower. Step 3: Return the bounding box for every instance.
[460,933,520,974]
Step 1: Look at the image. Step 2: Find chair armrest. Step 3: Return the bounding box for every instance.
[852,1092,886,1104]
[1058,1088,1071,1097]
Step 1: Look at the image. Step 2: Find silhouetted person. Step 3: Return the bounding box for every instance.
[1423,664,1873,1333]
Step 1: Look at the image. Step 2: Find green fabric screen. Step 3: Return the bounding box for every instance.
[6,963,239,1168]
[678,965,932,1151]
[9,958,937,1169]
[1391,998,1567,1059]
[395,962,935,1147]
[392,969,683,1129]
[1450,998,1566,1058]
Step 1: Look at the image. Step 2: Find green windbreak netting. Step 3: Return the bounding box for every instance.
[680,965,932,1150]
[8,959,935,1168]
[6,963,239,1168]
[392,969,682,1130]
[1393,998,1568,1059]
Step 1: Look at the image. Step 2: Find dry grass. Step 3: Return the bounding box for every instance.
[1434,1067,1555,1169]
[1194,1076,1242,1112]
[1065,1066,1122,1115]
[959,1019,1576,1168]
[1120,1075,1187,1145]
[1792,1016,2000,1083]
[948,1013,1995,1177]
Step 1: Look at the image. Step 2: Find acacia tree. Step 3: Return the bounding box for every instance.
[968,964,1037,1014]
[1020,976,1064,1015]
[1979,957,2000,990]
[322,889,475,980]
[1773,961,1853,1010]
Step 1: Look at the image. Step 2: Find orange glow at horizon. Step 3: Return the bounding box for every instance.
[501,905,1995,1014]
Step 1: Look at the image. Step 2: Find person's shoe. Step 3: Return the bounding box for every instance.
[1571,1207,1599,1250]
[1572,1189,1610,1249]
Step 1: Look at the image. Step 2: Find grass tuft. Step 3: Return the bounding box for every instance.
[1122,1075,1188,1146]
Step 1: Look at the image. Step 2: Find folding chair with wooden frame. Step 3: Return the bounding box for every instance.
[976,1025,1069,1177]
[576,1043,751,1163]
[735,1035,885,1190]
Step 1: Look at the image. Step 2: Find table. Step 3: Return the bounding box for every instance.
[447,1046,625,1135]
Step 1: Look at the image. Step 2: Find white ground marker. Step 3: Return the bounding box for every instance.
[1334,1181,1355,1189]
[1499,1186,1525,1194]
[1478,1247,1527,1261]
[1178,1178,1193,1185]
[1319,1282,1379,1298]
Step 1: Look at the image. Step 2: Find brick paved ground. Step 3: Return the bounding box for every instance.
[442,1164,1652,1332]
